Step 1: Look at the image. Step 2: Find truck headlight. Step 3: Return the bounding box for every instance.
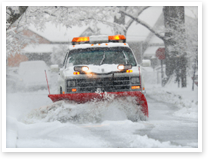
[74,66,89,72]
[131,77,140,84]
[117,64,132,71]
[82,66,89,72]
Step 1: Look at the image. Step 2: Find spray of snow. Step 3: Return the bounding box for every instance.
[22,95,145,124]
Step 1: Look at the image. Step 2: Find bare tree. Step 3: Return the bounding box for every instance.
[120,6,192,88]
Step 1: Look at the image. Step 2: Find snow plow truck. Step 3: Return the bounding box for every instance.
[47,35,149,120]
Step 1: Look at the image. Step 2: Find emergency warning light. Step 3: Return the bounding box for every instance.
[71,35,126,45]
[108,35,126,43]
[72,37,89,45]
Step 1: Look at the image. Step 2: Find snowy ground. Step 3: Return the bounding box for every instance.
[6,69,198,148]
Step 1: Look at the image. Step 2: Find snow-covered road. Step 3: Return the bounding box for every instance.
[139,95,198,147]
[6,85,198,148]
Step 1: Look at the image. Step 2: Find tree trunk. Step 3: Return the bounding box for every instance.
[163,6,186,87]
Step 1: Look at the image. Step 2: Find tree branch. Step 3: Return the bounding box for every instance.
[78,17,126,33]
[120,10,166,41]
[6,6,28,31]
[125,6,150,30]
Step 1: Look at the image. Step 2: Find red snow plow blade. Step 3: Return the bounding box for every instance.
[48,91,148,117]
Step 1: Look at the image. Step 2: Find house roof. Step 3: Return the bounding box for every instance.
[28,23,88,43]
[25,28,52,43]
[22,44,69,54]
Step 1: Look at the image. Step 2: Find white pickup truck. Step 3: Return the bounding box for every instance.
[48,35,148,119]
[57,35,146,95]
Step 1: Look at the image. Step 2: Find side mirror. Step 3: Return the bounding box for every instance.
[50,64,59,72]
[141,60,151,67]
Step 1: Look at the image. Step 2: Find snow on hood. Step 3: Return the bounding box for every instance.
[63,64,139,78]
[77,64,119,73]
[63,64,118,78]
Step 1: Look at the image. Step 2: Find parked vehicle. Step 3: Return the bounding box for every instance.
[18,60,51,91]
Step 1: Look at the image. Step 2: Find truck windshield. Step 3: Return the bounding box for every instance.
[67,47,137,66]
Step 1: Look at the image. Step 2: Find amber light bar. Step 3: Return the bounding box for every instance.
[72,37,89,44]
[89,35,108,43]
[72,37,89,42]
[72,35,126,45]
[108,35,126,42]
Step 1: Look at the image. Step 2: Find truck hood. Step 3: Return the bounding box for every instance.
[82,64,120,73]
[64,64,120,74]
[62,64,140,79]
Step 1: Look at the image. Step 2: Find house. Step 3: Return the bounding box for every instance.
[20,24,88,66]
[80,27,95,37]
[7,28,51,67]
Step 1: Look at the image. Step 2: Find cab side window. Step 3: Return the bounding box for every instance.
[63,51,69,67]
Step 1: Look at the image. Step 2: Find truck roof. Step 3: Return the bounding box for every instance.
[68,42,130,50]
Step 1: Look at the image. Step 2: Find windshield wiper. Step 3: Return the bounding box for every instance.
[100,51,106,65]
[122,51,128,64]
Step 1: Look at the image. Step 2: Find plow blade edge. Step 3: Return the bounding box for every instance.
[48,91,148,117]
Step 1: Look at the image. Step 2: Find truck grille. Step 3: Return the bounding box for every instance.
[66,77,131,93]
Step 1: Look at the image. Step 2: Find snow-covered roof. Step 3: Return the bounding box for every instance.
[28,24,88,42]
[21,44,69,53]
